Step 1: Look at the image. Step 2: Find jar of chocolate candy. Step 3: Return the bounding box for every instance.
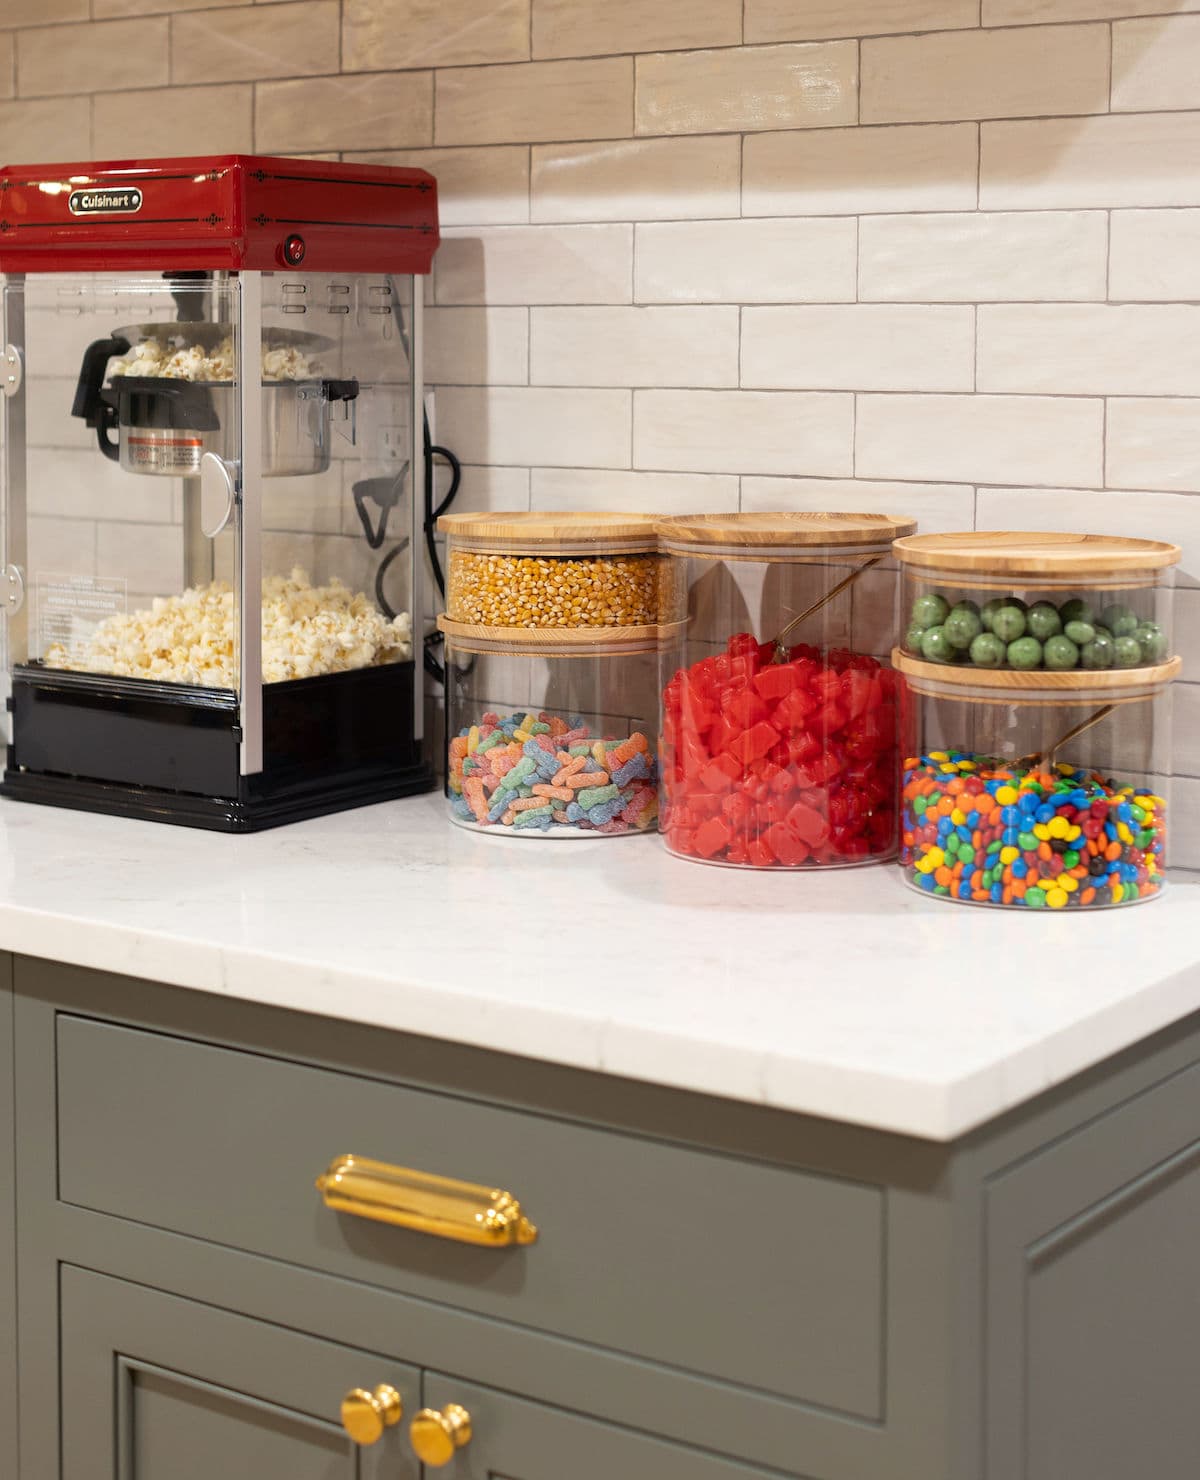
[657,512,916,869]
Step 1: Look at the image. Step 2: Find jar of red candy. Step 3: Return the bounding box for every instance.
[657,513,916,869]
[895,654,1181,909]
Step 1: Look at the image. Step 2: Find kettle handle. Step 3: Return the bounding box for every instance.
[73,336,129,461]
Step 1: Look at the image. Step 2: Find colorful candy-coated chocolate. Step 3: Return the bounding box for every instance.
[901,750,1165,908]
[448,710,658,836]
[660,632,899,868]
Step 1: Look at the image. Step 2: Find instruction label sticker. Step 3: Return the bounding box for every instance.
[36,573,126,656]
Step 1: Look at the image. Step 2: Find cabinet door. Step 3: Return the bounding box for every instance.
[0,954,14,1480]
[420,1373,784,1480]
[61,1266,420,1480]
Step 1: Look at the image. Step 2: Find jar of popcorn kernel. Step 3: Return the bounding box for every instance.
[439,512,674,629]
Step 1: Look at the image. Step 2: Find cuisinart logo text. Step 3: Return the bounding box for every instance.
[67,187,143,216]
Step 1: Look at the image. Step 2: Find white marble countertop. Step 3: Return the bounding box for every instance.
[0,791,1196,1140]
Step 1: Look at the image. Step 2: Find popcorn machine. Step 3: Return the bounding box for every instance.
[0,155,439,828]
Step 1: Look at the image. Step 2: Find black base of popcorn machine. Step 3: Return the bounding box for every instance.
[3,661,433,832]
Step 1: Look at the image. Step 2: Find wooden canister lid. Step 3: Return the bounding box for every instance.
[437,511,660,556]
[892,648,1182,693]
[437,614,684,656]
[657,512,917,552]
[893,531,1181,576]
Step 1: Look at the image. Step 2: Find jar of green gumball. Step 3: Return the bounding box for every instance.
[894,531,1179,676]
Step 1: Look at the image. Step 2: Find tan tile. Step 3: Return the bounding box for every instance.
[860,212,1107,301]
[530,467,738,514]
[636,218,856,304]
[256,72,432,153]
[1107,399,1200,493]
[435,386,631,467]
[1113,16,1200,114]
[533,0,740,59]
[743,122,978,216]
[979,305,1200,396]
[635,389,853,476]
[1173,684,1200,779]
[1110,210,1200,302]
[28,517,96,579]
[532,136,740,223]
[530,306,739,387]
[985,0,1200,22]
[349,147,529,226]
[95,83,252,155]
[95,0,241,14]
[856,394,1103,485]
[344,0,528,71]
[742,306,974,392]
[1172,777,1200,870]
[636,41,857,137]
[0,95,90,162]
[18,17,166,96]
[437,57,632,146]
[862,23,1109,124]
[741,476,975,531]
[424,307,528,386]
[428,463,530,518]
[0,0,86,22]
[747,0,976,43]
[436,224,631,305]
[982,113,1200,210]
[172,1,337,84]
[0,33,11,98]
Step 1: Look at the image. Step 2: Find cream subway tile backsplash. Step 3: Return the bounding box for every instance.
[636,41,858,137]
[1106,399,1200,493]
[1112,16,1200,113]
[742,306,975,392]
[985,0,1200,20]
[424,308,530,386]
[634,390,854,476]
[862,23,1110,125]
[171,1,338,85]
[981,113,1200,209]
[856,395,1105,485]
[434,386,631,468]
[531,136,741,223]
[95,83,252,155]
[343,0,529,72]
[1169,682,1200,779]
[0,34,11,98]
[436,57,632,146]
[1110,210,1200,301]
[255,72,432,153]
[533,0,741,61]
[978,305,1200,396]
[18,16,166,96]
[974,485,1200,574]
[530,306,739,388]
[635,218,857,303]
[746,0,978,43]
[94,0,241,14]
[0,0,86,21]
[530,468,740,514]
[430,464,530,517]
[435,225,632,306]
[743,122,978,215]
[348,146,530,226]
[741,476,976,530]
[860,212,1108,302]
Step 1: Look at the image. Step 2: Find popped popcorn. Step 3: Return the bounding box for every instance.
[110,336,314,383]
[43,569,413,688]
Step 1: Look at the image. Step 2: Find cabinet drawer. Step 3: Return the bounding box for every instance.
[56,1014,884,1419]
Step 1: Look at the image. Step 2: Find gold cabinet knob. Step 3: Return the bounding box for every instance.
[341,1384,403,1445]
[410,1404,472,1467]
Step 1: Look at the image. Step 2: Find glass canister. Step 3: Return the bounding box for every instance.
[895,532,1180,675]
[438,512,667,628]
[657,512,917,868]
[895,652,1182,909]
[440,618,669,837]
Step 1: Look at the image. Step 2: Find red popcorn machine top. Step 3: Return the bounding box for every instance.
[0,154,439,829]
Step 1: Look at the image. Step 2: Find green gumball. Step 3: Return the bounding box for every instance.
[1081,632,1115,669]
[991,603,1028,642]
[1135,622,1168,663]
[920,625,955,663]
[904,624,926,654]
[1101,603,1139,638]
[1044,634,1081,671]
[1007,636,1043,670]
[969,632,1007,668]
[911,593,950,631]
[1026,601,1063,641]
[1064,619,1095,645]
[1058,597,1095,627]
[944,603,983,649]
[1114,635,1143,668]
[980,597,1007,633]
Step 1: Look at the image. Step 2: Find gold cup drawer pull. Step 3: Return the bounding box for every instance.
[315,1153,538,1248]
[410,1404,472,1467]
[341,1384,402,1446]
